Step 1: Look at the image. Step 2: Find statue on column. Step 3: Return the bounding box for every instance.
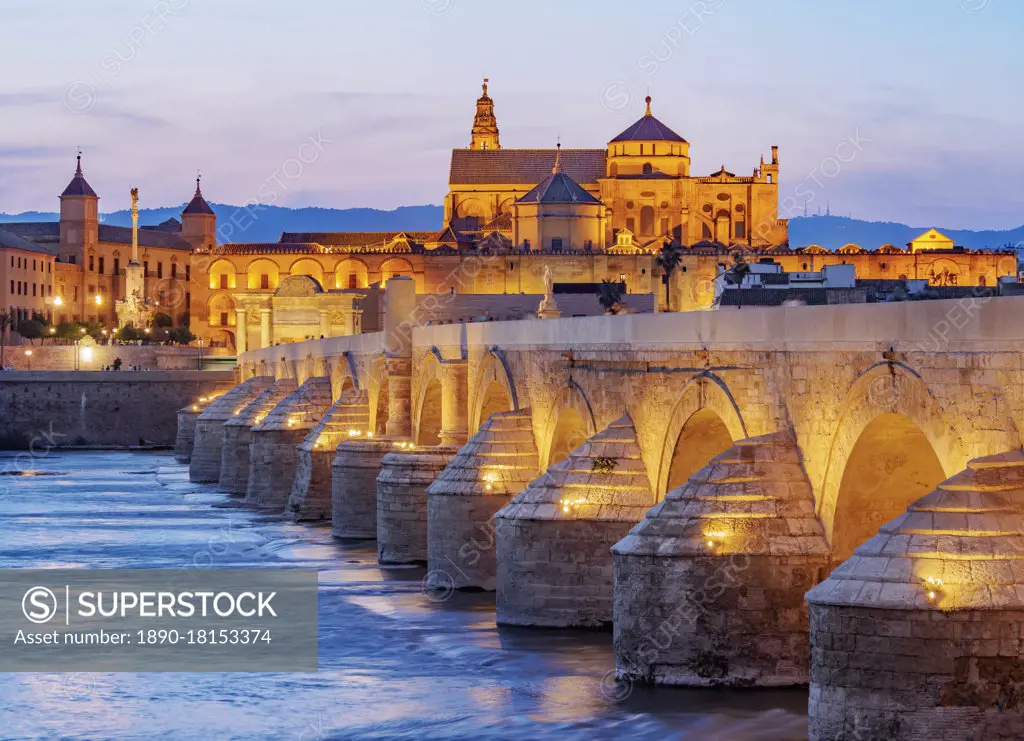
[537,265,561,319]
[115,186,155,330]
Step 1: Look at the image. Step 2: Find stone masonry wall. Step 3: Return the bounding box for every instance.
[175,408,199,462]
[497,518,633,628]
[0,371,234,449]
[332,440,394,539]
[809,603,1024,741]
[376,447,456,564]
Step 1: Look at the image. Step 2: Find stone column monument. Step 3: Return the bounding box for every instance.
[115,187,154,329]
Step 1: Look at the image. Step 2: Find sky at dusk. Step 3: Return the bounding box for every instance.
[1,0,1021,229]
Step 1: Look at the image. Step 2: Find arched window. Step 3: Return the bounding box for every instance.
[640,206,655,235]
[642,162,653,176]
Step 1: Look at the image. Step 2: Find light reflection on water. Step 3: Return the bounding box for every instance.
[0,451,809,741]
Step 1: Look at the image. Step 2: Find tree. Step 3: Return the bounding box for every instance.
[55,322,82,340]
[116,326,141,343]
[0,310,11,369]
[722,253,751,285]
[18,320,44,345]
[153,312,173,328]
[655,244,685,311]
[170,327,196,345]
[597,280,626,315]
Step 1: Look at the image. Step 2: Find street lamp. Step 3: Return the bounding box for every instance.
[94,294,103,306]
[197,338,204,371]
[24,349,32,371]
[53,296,63,307]
[73,340,80,371]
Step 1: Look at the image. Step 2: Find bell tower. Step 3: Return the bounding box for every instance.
[58,151,99,266]
[470,78,501,151]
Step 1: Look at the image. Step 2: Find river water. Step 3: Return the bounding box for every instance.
[0,451,808,740]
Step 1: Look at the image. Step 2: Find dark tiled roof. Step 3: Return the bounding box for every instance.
[719,288,868,307]
[0,227,56,255]
[449,149,606,185]
[98,224,192,251]
[428,225,472,244]
[61,158,98,198]
[279,231,434,247]
[610,114,686,144]
[481,212,512,232]
[518,172,602,205]
[1,222,60,242]
[182,182,215,216]
[141,218,182,233]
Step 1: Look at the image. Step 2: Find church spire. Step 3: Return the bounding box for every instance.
[470,77,501,151]
[61,149,97,198]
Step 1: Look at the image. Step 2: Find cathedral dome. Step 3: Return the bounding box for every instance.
[610,96,686,144]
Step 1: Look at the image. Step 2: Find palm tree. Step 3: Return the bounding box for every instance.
[597,280,625,315]
[655,244,684,311]
[0,309,11,369]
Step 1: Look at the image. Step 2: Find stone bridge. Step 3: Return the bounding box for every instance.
[185,277,1024,740]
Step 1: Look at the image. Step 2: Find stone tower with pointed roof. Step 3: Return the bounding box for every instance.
[470,78,500,151]
[59,152,99,266]
[181,175,217,249]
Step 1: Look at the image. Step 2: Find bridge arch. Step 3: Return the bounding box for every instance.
[331,354,360,400]
[656,373,747,497]
[413,351,445,446]
[540,382,597,470]
[368,355,390,437]
[470,349,519,433]
[818,363,958,563]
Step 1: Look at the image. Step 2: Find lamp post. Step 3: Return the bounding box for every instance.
[197,338,204,371]
[74,340,80,371]
[24,349,32,371]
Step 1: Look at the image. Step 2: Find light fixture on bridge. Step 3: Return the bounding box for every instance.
[287,418,297,428]
[192,405,199,412]
[484,473,497,492]
[560,497,586,514]
[348,429,363,438]
[924,576,944,603]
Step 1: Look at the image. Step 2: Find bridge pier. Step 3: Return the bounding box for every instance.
[426,409,538,591]
[288,389,371,521]
[331,439,397,538]
[807,451,1024,741]
[220,379,297,495]
[188,377,274,483]
[612,434,829,687]
[496,415,654,627]
[244,376,332,511]
[175,402,204,463]
[377,446,457,564]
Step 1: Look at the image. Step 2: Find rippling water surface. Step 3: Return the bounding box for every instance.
[0,451,808,740]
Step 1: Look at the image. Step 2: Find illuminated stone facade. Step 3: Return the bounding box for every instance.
[5,85,1018,351]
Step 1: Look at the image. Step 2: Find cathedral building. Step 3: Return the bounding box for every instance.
[2,82,1017,353]
[445,81,787,250]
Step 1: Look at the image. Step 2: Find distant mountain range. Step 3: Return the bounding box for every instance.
[1,205,1021,252]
